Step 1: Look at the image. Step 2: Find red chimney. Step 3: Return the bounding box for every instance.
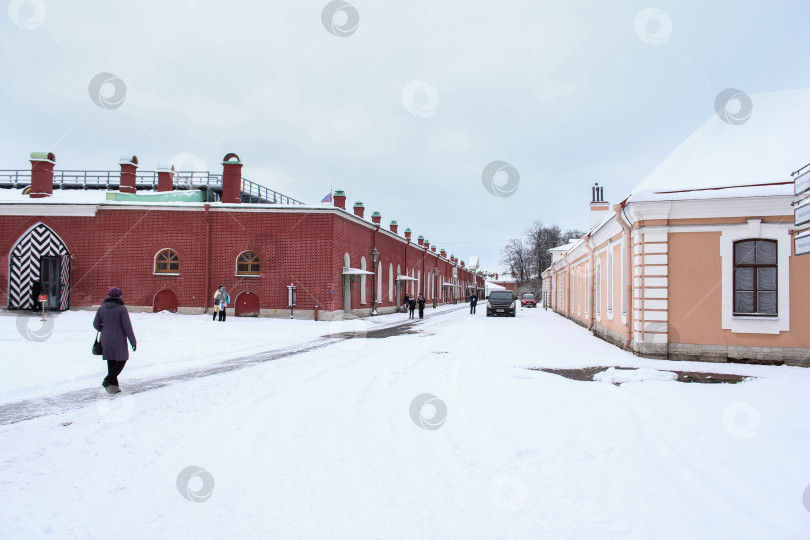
[417,235,424,246]
[221,153,242,203]
[424,240,430,249]
[118,155,138,193]
[461,261,465,268]
[404,228,412,241]
[371,211,381,224]
[353,201,365,218]
[334,189,346,210]
[431,246,437,252]
[440,249,447,258]
[29,152,55,198]
[157,164,175,192]
[389,220,398,234]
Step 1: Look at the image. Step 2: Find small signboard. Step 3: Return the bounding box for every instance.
[795,199,810,228]
[796,170,810,196]
[796,231,810,256]
[38,295,48,301]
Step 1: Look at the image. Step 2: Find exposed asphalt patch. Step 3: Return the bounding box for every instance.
[531,366,750,384]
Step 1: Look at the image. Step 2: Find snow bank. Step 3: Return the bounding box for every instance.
[594,367,678,384]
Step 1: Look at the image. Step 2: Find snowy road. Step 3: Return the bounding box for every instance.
[2,306,810,539]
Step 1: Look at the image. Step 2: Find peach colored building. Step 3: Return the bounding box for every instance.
[542,89,810,367]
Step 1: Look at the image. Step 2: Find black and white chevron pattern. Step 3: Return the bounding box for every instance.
[8,223,70,310]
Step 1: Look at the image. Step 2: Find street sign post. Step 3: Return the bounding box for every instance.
[794,199,810,228]
[795,231,810,256]
[795,170,810,197]
[38,294,47,321]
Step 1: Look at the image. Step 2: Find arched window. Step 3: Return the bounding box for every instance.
[377,262,382,304]
[236,251,260,276]
[360,256,367,304]
[155,249,179,274]
[389,263,394,302]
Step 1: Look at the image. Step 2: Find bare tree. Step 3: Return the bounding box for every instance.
[500,238,532,284]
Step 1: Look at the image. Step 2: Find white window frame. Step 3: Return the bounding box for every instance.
[595,258,602,321]
[360,256,367,304]
[720,220,790,334]
[607,243,614,319]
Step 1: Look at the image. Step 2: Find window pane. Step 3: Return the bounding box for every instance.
[250,263,260,272]
[757,292,777,314]
[169,262,179,271]
[757,267,776,291]
[157,262,167,271]
[756,241,777,264]
[735,268,754,290]
[734,291,754,313]
[734,241,756,264]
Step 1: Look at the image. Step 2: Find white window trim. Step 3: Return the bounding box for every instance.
[720,219,790,334]
[595,259,602,321]
[360,256,367,304]
[620,238,627,324]
[607,243,614,320]
[585,263,589,316]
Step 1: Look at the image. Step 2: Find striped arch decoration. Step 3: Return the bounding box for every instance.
[8,223,70,310]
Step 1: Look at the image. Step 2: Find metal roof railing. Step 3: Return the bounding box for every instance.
[0,169,305,205]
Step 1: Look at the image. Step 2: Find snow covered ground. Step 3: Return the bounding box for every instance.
[2,305,810,539]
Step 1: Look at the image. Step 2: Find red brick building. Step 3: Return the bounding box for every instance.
[1,152,484,320]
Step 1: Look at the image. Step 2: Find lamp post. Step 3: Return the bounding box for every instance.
[433,266,438,308]
[370,247,380,316]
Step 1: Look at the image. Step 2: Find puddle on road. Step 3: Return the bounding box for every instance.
[530,366,750,384]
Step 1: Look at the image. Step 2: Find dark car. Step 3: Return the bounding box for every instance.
[486,290,516,317]
[521,293,537,308]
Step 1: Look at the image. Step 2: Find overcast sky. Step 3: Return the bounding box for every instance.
[3,0,810,272]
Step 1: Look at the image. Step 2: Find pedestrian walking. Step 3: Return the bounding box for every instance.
[31,278,42,312]
[417,293,425,319]
[93,287,137,394]
[219,286,230,321]
[408,296,416,319]
[212,285,222,321]
[470,292,478,314]
[402,293,410,314]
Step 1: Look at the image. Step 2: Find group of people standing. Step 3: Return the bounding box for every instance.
[402,293,426,319]
[212,285,230,321]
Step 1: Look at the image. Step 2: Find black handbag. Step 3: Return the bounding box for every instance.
[92,332,103,356]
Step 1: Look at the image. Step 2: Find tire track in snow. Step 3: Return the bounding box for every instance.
[0,306,469,426]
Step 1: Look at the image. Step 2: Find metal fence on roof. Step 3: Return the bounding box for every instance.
[0,169,305,205]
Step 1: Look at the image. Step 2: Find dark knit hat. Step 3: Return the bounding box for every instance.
[108,287,123,298]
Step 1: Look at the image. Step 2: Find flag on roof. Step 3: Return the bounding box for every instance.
[320,191,333,203]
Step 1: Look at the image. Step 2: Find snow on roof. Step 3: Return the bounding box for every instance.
[629,87,810,199]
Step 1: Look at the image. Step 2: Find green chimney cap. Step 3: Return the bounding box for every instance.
[417,235,424,239]
[371,211,381,217]
[334,189,346,197]
[389,220,398,225]
[353,201,364,207]
[30,151,55,162]
[404,228,411,233]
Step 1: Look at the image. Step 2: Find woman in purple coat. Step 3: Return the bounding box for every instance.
[93,287,137,394]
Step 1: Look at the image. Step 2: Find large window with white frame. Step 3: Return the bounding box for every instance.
[607,245,613,313]
[733,239,777,316]
[596,259,601,317]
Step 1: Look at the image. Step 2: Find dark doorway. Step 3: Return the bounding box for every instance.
[40,256,61,310]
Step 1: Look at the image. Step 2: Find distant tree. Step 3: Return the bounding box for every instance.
[503,222,585,292]
[500,238,532,283]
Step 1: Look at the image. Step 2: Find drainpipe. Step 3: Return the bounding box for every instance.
[583,234,595,331]
[613,202,633,350]
[204,203,211,313]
